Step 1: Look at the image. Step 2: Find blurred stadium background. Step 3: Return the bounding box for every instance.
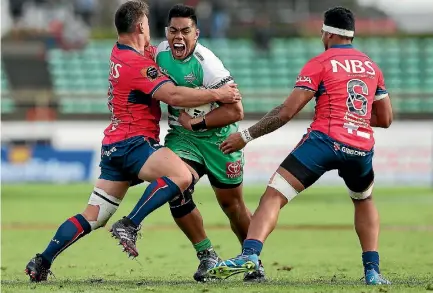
[1,0,432,186]
[1,0,432,292]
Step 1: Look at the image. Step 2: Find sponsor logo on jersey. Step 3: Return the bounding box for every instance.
[333,142,341,151]
[341,146,366,156]
[226,160,242,178]
[194,52,204,61]
[209,76,234,89]
[296,76,312,84]
[109,61,122,78]
[184,73,197,83]
[330,60,376,75]
[334,142,366,156]
[102,146,117,157]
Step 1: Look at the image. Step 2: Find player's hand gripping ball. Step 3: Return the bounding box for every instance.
[178,110,194,131]
[220,132,246,154]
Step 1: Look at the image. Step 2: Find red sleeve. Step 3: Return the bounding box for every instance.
[374,68,388,101]
[294,59,324,92]
[133,59,172,96]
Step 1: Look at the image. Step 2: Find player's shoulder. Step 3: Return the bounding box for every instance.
[312,49,341,63]
[194,43,224,67]
[303,53,326,69]
[111,45,146,68]
[155,41,171,56]
[352,49,382,68]
[320,47,371,61]
[125,53,158,78]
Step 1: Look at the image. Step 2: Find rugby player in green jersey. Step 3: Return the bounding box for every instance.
[155,4,265,282]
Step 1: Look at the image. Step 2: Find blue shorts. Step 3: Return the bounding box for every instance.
[99,136,162,184]
[281,130,374,192]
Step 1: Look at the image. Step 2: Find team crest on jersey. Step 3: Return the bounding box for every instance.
[141,66,160,81]
[184,73,196,83]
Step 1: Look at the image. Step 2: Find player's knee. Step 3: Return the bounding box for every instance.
[169,169,193,192]
[217,195,240,214]
[267,171,299,202]
[169,190,196,218]
[86,187,121,230]
[345,170,374,200]
[348,182,374,200]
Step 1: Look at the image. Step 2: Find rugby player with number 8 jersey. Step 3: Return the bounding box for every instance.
[211,7,393,285]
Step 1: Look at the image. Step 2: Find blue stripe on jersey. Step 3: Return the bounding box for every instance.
[150,80,172,97]
[128,90,152,105]
[295,85,316,92]
[315,82,326,99]
[116,42,141,54]
[330,44,354,49]
[375,88,388,95]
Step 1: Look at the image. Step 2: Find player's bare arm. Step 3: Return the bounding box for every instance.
[370,96,393,128]
[153,82,241,107]
[178,101,244,131]
[220,88,315,154]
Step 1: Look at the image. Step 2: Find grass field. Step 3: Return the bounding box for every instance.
[1,184,433,293]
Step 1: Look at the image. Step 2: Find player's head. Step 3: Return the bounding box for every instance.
[166,4,199,60]
[115,1,150,46]
[321,7,355,50]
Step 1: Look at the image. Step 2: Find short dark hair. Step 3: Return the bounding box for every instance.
[168,4,197,26]
[324,7,355,38]
[115,0,149,34]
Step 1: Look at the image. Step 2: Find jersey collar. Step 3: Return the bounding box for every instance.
[116,42,141,54]
[330,44,353,49]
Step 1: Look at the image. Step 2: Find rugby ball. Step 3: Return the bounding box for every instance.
[185,103,217,118]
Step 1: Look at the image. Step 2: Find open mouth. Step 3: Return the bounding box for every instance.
[173,43,186,58]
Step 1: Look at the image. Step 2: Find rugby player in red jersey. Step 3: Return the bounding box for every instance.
[24,0,241,282]
[209,7,393,285]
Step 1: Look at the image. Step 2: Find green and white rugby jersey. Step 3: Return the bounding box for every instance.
[155,41,238,138]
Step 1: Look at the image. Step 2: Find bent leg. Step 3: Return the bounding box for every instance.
[168,159,222,282]
[26,180,128,282]
[125,147,192,227]
[244,165,305,245]
[41,179,128,263]
[207,132,337,280]
[170,159,208,247]
[110,138,194,258]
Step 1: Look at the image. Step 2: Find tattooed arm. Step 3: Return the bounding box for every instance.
[220,88,316,154]
[248,104,287,139]
[247,88,316,139]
